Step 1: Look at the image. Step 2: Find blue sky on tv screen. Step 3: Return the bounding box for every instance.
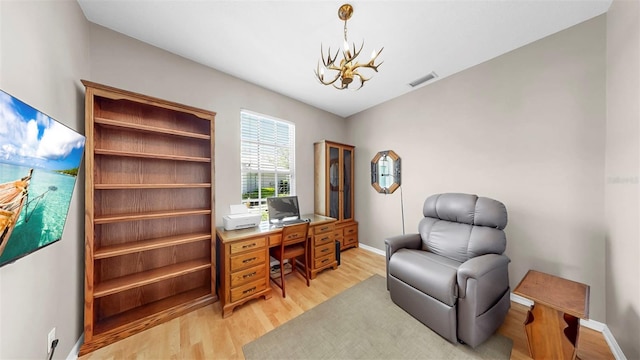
[0,90,85,171]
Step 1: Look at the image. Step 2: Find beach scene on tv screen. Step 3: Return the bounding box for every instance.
[0,90,85,267]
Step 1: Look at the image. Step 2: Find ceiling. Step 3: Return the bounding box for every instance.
[77,0,612,118]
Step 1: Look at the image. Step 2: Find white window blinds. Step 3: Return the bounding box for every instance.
[240,110,295,216]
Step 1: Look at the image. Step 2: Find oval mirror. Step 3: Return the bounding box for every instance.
[371,150,401,194]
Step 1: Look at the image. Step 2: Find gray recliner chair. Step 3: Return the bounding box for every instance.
[385,193,511,348]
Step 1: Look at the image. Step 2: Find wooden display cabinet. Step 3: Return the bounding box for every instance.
[80,81,217,355]
[314,140,358,251]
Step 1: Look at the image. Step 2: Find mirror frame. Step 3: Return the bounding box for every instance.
[371,150,401,194]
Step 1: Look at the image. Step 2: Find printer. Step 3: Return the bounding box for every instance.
[223,204,262,231]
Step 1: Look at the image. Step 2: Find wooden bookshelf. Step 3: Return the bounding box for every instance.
[80,81,217,355]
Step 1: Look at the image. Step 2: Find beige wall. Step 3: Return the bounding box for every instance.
[0,1,89,358]
[87,25,346,223]
[605,0,640,357]
[348,16,607,322]
[3,0,639,357]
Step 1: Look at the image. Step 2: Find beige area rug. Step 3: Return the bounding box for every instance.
[243,274,512,359]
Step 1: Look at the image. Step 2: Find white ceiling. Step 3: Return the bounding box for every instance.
[77,0,612,118]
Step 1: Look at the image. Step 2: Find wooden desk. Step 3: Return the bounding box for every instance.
[514,270,590,360]
[216,214,337,317]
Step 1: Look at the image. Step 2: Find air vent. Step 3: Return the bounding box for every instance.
[409,71,438,87]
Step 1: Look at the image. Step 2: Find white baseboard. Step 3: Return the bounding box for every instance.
[580,318,605,332]
[602,325,627,360]
[66,333,83,360]
[358,243,385,256]
[510,293,534,307]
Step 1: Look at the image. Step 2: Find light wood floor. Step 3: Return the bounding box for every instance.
[80,247,614,359]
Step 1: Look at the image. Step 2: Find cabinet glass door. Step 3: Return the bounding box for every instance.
[328,146,340,219]
[342,148,353,221]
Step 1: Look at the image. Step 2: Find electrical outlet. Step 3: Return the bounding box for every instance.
[47,327,56,353]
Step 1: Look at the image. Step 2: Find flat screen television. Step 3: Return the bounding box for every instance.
[0,89,85,267]
[267,195,301,224]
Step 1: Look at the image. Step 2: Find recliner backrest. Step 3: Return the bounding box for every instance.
[419,193,507,263]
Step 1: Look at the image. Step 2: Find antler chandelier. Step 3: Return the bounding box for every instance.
[315,4,383,90]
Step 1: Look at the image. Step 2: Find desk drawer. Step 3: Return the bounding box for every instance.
[268,234,282,247]
[314,253,335,268]
[230,249,266,272]
[230,237,266,255]
[314,223,334,235]
[314,233,333,247]
[315,242,335,259]
[230,278,266,302]
[230,264,266,288]
[344,224,358,236]
[344,235,357,246]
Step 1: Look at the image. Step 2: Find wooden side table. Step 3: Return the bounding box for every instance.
[514,270,590,360]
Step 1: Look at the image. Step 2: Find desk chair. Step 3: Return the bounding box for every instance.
[269,222,310,298]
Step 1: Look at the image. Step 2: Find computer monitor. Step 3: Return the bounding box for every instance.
[267,195,301,224]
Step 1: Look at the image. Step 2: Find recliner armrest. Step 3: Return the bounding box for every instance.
[457,254,510,298]
[385,233,421,259]
[384,233,421,290]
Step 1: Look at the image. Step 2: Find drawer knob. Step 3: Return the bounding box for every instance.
[242,243,257,249]
[243,286,257,295]
[321,248,329,253]
[320,226,329,231]
[243,272,257,279]
[242,257,257,264]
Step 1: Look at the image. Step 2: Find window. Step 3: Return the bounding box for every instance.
[240,110,295,218]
